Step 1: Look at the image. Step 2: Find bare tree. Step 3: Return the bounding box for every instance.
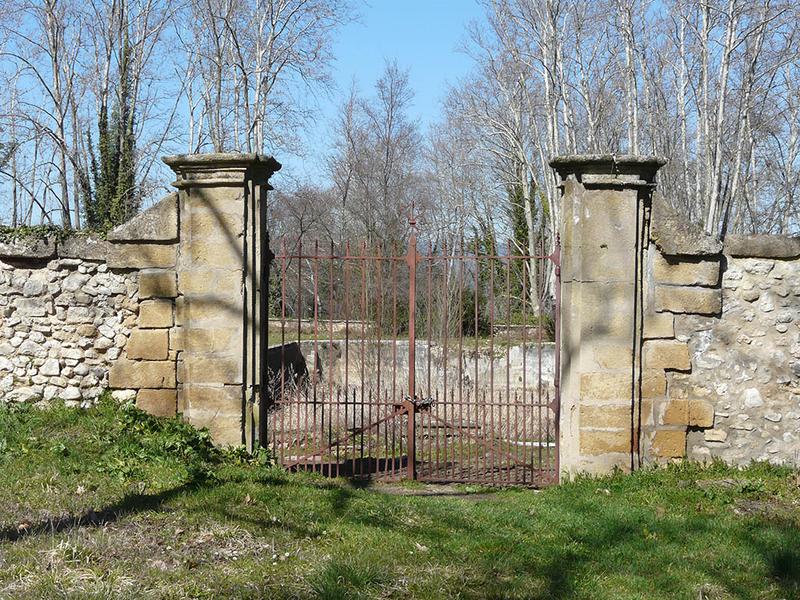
[0,0,85,226]
[325,62,423,245]
[450,0,800,247]
[0,0,181,227]
[183,0,353,154]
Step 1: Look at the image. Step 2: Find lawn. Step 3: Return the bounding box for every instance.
[0,397,798,599]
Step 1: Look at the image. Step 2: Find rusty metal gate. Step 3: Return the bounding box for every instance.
[251,220,560,486]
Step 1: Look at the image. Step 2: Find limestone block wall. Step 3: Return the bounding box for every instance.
[552,155,667,476]
[552,155,799,475]
[106,193,180,417]
[641,203,724,460]
[645,218,800,465]
[0,237,137,405]
[172,177,248,446]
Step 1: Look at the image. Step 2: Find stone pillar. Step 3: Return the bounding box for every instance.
[551,154,665,476]
[163,153,280,445]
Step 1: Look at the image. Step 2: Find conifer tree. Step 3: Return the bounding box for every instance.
[85,25,138,230]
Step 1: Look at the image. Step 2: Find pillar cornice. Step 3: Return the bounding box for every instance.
[163,153,281,188]
[550,154,666,188]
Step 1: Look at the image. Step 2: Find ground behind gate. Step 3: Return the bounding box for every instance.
[1,399,799,599]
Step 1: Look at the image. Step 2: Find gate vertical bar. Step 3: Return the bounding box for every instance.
[405,220,418,480]
[312,240,320,472]
[406,400,416,480]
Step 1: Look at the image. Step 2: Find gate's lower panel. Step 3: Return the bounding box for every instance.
[415,388,557,486]
[267,387,410,482]
[267,385,557,486]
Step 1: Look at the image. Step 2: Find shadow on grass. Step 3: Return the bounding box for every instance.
[0,466,293,543]
[0,480,202,542]
[769,549,800,586]
[310,486,800,599]
[748,533,800,592]
[3,469,799,600]
[0,465,369,545]
[769,548,800,584]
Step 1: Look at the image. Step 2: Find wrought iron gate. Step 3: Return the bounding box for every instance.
[253,221,560,486]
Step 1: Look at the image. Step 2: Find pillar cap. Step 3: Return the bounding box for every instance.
[550,154,666,187]
[163,153,281,188]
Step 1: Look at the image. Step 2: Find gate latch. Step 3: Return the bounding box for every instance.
[406,395,434,411]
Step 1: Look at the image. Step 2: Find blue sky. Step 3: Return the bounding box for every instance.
[286,0,485,183]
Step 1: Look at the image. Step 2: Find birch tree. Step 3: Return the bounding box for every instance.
[456,0,800,244]
[183,0,352,154]
[0,0,85,226]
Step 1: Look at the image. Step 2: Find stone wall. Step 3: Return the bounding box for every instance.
[106,193,180,417]
[0,237,137,405]
[0,155,280,450]
[640,196,725,462]
[0,194,180,412]
[646,213,800,466]
[295,339,557,398]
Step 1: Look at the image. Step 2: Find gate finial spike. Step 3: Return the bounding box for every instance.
[408,199,418,231]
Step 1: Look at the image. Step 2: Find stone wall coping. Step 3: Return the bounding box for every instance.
[163,153,281,188]
[163,152,281,167]
[723,234,800,259]
[107,193,178,243]
[0,237,57,260]
[550,154,667,185]
[58,235,113,261]
[650,193,723,257]
[0,233,111,262]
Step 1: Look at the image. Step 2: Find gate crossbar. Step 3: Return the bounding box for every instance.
[284,402,410,469]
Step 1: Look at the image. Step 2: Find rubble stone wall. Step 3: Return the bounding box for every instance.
[0,238,137,405]
[0,193,180,417]
[655,237,800,465]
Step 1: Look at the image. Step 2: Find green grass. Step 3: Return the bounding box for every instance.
[1,397,799,599]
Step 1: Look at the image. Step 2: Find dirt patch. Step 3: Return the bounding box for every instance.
[368,482,506,501]
[732,499,799,522]
[695,478,747,491]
